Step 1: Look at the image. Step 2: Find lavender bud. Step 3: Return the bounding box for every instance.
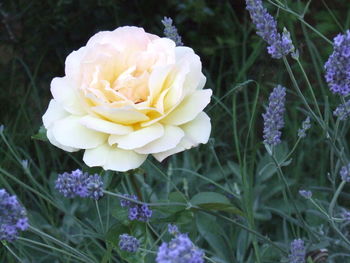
[120,194,152,222]
[55,169,104,200]
[119,234,140,253]
[289,239,306,263]
[168,224,179,235]
[297,117,311,138]
[324,30,350,95]
[299,189,312,199]
[340,164,350,182]
[334,100,350,120]
[156,233,204,263]
[245,0,294,59]
[161,17,183,46]
[0,189,29,242]
[262,85,286,146]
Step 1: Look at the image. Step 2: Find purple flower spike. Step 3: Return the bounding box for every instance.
[262,85,286,146]
[119,234,140,253]
[161,17,183,46]
[156,233,204,263]
[289,239,306,263]
[246,0,294,59]
[120,194,152,222]
[0,189,29,242]
[55,169,103,200]
[325,30,350,95]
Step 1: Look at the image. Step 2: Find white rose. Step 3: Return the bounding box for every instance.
[42,26,212,172]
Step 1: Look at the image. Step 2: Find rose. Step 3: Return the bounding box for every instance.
[42,26,212,172]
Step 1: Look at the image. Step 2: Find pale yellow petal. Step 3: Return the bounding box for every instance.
[83,143,147,172]
[50,77,86,115]
[161,89,212,125]
[135,125,184,154]
[108,123,164,150]
[52,116,107,149]
[79,115,133,135]
[46,129,79,152]
[42,100,69,129]
[92,105,149,124]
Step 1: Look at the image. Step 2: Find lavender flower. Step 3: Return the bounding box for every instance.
[325,30,350,95]
[297,117,311,138]
[245,0,294,59]
[161,17,183,46]
[168,224,179,235]
[334,100,350,120]
[341,209,350,221]
[120,194,152,222]
[340,163,350,182]
[0,189,29,242]
[55,169,103,200]
[119,234,140,253]
[289,239,306,263]
[299,189,312,199]
[156,233,204,263]
[262,85,286,146]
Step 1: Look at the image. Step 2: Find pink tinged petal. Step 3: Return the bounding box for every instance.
[152,112,211,162]
[79,115,133,135]
[50,77,86,115]
[161,89,212,125]
[83,143,147,172]
[46,129,79,152]
[52,116,107,149]
[42,100,69,129]
[92,106,149,124]
[134,125,184,154]
[65,46,87,85]
[108,123,164,150]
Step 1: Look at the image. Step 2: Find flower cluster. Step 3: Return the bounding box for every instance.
[161,17,183,46]
[55,169,104,200]
[156,233,204,263]
[262,85,286,146]
[297,117,311,138]
[289,239,306,263]
[120,194,152,221]
[119,234,140,253]
[245,0,294,59]
[325,30,350,95]
[334,100,350,120]
[340,164,350,182]
[0,189,29,242]
[299,189,312,199]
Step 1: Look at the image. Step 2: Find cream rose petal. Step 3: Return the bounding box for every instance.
[161,89,212,125]
[79,115,133,135]
[83,143,147,172]
[46,129,79,152]
[42,99,69,129]
[108,123,164,150]
[153,112,211,162]
[134,125,184,154]
[52,115,107,149]
[92,106,149,124]
[50,77,85,115]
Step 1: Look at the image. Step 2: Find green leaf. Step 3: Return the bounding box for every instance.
[31,126,48,141]
[190,192,243,215]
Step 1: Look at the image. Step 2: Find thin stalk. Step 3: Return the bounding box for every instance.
[95,200,104,233]
[3,243,24,262]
